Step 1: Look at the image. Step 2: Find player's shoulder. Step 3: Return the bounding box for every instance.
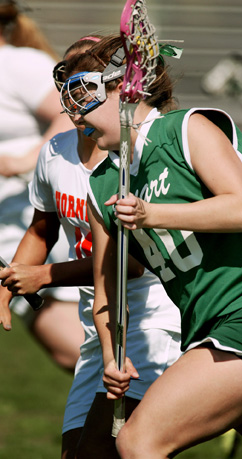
[178,107,239,146]
[37,129,78,168]
[150,109,188,145]
[152,108,188,133]
[48,129,78,157]
[163,108,189,127]
[158,108,231,141]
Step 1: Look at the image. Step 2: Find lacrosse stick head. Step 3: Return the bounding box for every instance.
[120,0,159,103]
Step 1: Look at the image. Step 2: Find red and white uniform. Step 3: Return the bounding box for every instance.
[29,128,182,433]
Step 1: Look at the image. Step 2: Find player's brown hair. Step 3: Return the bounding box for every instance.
[63,35,103,60]
[65,33,177,112]
[0,1,59,59]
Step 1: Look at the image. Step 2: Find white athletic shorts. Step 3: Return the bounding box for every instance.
[62,328,182,434]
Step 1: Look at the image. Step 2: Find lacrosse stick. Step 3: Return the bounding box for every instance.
[112,0,159,438]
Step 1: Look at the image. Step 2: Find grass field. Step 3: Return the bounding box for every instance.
[0,314,241,458]
[0,314,72,458]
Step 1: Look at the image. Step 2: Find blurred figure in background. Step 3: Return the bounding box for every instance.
[0,0,83,371]
[201,53,242,100]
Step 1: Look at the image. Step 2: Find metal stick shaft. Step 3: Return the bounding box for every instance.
[112,102,137,438]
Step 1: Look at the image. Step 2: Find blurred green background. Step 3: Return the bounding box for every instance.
[0,315,71,458]
[0,315,242,458]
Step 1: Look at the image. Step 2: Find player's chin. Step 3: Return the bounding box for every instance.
[96,135,119,151]
[94,135,109,150]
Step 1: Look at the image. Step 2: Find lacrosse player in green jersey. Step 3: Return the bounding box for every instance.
[62,33,242,458]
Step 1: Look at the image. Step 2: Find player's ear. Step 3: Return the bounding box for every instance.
[117,81,124,93]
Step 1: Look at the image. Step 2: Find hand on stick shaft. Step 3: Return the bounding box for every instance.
[103,357,139,400]
[105,192,149,230]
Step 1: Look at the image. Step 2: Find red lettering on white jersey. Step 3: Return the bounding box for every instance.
[55,191,88,222]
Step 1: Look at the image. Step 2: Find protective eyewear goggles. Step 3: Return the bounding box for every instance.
[60,71,107,117]
[60,47,126,117]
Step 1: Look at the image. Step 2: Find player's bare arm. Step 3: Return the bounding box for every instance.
[87,197,139,397]
[0,209,59,330]
[106,116,242,233]
[0,206,95,297]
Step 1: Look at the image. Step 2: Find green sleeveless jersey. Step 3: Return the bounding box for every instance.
[89,108,242,350]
